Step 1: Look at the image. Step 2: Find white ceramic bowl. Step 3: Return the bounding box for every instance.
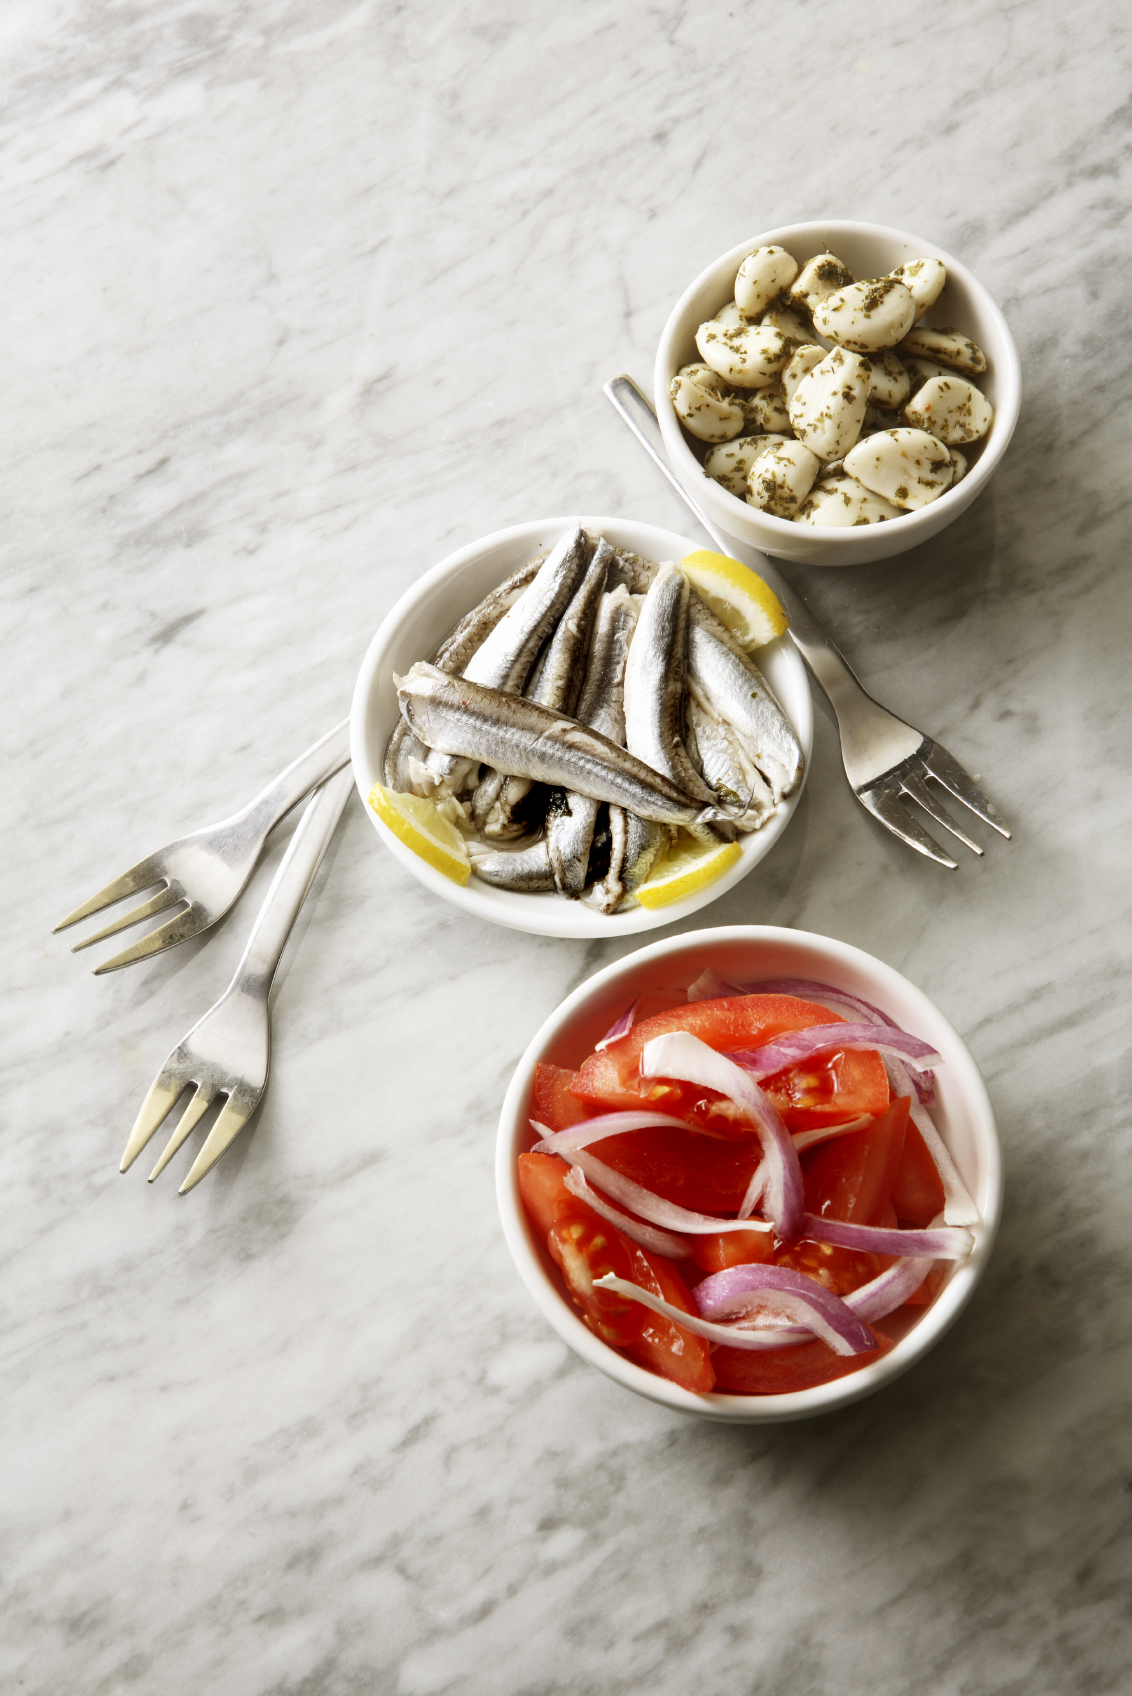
[655,221,1021,568]
[351,517,812,939]
[496,926,1002,1423]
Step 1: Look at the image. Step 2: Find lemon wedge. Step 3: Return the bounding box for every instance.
[678,550,789,650]
[635,833,742,909]
[368,784,471,885]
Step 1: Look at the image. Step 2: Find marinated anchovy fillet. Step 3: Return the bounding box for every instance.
[383,554,546,790]
[546,585,640,897]
[487,538,614,839]
[686,598,804,804]
[624,563,718,806]
[421,524,591,793]
[396,662,728,831]
[469,837,555,892]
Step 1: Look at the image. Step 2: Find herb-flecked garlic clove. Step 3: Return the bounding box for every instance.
[670,365,746,442]
[788,253,855,318]
[863,351,911,410]
[904,374,994,444]
[813,277,917,352]
[738,384,791,434]
[734,246,799,317]
[781,344,826,405]
[788,347,870,460]
[889,257,947,322]
[704,433,790,497]
[843,427,954,510]
[748,439,821,518]
[901,356,948,397]
[760,302,811,343]
[948,448,968,484]
[898,325,987,375]
[695,318,792,389]
[795,474,903,526]
[713,300,749,330]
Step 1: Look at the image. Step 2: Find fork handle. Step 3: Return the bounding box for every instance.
[229,717,353,849]
[603,378,923,767]
[234,764,355,993]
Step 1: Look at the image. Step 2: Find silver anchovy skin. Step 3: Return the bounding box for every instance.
[686,696,775,830]
[421,524,591,793]
[623,562,719,807]
[686,597,804,803]
[470,838,555,892]
[546,584,638,897]
[396,662,729,831]
[606,547,660,595]
[486,538,614,840]
[382,554,546,792]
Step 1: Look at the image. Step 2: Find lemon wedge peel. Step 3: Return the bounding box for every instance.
[368,785,471,886]
[635,837,743,910]
[678,550,789,650]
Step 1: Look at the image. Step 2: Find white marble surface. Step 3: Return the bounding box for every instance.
[4,2,1132,1690]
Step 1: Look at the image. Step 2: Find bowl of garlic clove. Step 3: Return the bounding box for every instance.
[655,221,1021,567]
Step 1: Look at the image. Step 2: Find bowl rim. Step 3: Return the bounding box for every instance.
[654,219,1022,552]
[349,515,813,939]
[495,924,1003,1424]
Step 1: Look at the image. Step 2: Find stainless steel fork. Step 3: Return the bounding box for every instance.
[120,762,355,1193]
[53,718,352,971]
[605,376,1011,867]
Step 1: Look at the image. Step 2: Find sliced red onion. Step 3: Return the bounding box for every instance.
[690,1264,880,1354]
[594,1273,876,1357]
[548,1146,773,1238]
[729,1022,939,1080]
[745,976,902,1029]
[562,1167,691,1259]
[737,1161,767,1221]
[845,1255,936,1322]
[686,967,746,1003]
[640,1032,804,1241]
[791,1116,870,1153]
[529,1110,692,1155]
[802,1212,973,1258]
[745,976,937,1105]
[893,1079,980,1226]
[594,996,642,1051]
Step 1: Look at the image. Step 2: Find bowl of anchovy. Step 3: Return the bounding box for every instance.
[350,516,813,938]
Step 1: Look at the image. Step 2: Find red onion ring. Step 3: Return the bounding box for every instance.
[801,1212,973,1258]
[562,1167,690,1259]
[639,1032,804,1242]
[594,996,643,1051]
[530,1111,692,1154]
[729,1021,939,1079]
[594,1272,876,1357]
[536,1144,772,1238]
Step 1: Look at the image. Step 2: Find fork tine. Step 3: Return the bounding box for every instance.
[120,1068,192,1172]
[178,1093,258,1193]
[899,772,984,856]
[91,906,205,975]
[919,740,1012,838]
[858,786,959,869]
[147,1086,215,1181]
[70,886,181,953]
[53,856,165,933]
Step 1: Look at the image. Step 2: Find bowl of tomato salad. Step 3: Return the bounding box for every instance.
[496,927,1001,1422]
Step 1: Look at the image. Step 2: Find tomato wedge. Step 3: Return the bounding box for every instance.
[890,1119,947,1225]
[570,994,888,1130]
[623,1243,715,1393]
[712,1333,893,1395]
[518,1153,713,1390]
[532,1062,590,1132]
[802,1096,910,1225]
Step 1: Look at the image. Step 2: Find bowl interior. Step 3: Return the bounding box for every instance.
[656,220,1020,560]
[351,517,812,939]
[496,926,1002,1423]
